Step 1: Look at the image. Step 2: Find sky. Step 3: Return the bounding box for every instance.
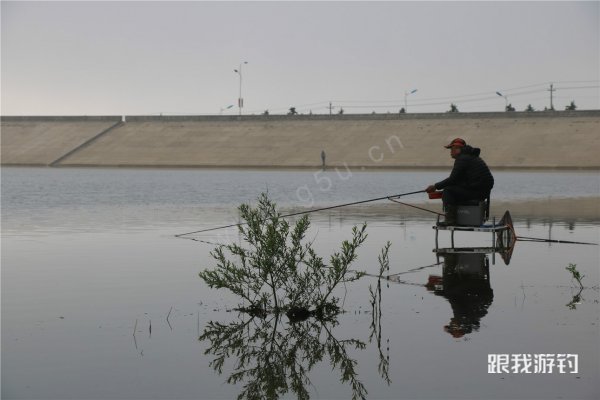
[1,1,598,115]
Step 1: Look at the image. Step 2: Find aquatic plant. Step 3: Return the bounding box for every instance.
[565,263,586,310]
[199,193,367,317]
[565,263,585,289]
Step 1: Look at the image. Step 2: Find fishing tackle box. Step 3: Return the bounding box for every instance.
[456,201,487,226]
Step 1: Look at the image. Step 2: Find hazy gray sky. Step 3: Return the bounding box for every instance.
[1,1,598,115]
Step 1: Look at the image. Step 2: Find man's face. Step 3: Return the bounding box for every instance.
[450,146,462,159]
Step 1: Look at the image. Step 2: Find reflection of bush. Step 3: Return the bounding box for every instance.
[369,242,391,385]
[199,194,366,317]
[200,315,367,400]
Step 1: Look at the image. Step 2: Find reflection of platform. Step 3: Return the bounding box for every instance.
[433,246,508,265]
[433,225,510,233]
[433,247,497,254]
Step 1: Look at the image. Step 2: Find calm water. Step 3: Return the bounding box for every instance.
[2,167,599,399]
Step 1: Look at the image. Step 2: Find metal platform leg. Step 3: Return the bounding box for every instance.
[435,216,440,249]
[451,230,455,248]
[492,217,496,250]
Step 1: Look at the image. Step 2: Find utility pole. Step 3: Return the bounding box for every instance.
[547,83,556,110]
[328,102,334,116]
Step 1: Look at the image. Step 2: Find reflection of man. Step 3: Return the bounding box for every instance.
[426,253,494,338]
[425,138,494,226]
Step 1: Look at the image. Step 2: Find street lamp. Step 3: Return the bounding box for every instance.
[404,89,418,112]
[220,104,234,115]
[234,61,248,116]
[496,91,508,110]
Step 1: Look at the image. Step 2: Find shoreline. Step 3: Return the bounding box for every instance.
[2,164,599,172]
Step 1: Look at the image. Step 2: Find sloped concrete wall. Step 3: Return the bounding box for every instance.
[1,117,120,165]
[2,112,599,168]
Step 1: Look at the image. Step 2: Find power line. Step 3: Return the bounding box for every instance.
[333,81,598,105]
[237,81,599,115]
[554,85,599,90]
[553,80,599,84]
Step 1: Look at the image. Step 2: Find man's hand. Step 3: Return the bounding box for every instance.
[426,185,436,193]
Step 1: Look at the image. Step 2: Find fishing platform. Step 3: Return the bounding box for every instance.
[431,195,516,251]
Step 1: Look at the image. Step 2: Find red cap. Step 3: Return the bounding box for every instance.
[444,138,466,148]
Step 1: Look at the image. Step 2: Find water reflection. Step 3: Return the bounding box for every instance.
[368,265,391,386]
[199,314,368,400]
[386,246,510,339]
[199,246,508,399]
[565,288,583,310]
[427,251,494,338]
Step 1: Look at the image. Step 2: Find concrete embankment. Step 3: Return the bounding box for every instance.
[2,111,599,168]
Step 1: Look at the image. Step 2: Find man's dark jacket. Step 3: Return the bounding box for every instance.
[434,146,494,193]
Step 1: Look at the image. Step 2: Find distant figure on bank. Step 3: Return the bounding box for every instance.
[321,150,326,169]
[425,138,494,226]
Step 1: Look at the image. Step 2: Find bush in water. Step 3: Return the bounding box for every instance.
[199,193,367,318]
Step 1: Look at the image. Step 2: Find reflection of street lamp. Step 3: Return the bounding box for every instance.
[496,91,508,109]
[234,61,248,116]
[404,89,418,112]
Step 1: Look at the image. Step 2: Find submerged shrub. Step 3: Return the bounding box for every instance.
[199,193,367,317]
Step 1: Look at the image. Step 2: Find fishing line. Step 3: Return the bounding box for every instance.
[387,197,444,216]
[516,236,597,245]
[175,190,426,238]
[386,260,444,277]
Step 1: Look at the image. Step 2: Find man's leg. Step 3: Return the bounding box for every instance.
[440,186,485,226]
[442,186,483,205]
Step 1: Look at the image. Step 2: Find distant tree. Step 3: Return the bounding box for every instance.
[263,110,269,116]
[565,101,577,111]
[505,103,516,112]
[448,103,459,113]
[288,107,298,115]
[525,104,535,112]
[338,108,344,115]
[399,107,406,114]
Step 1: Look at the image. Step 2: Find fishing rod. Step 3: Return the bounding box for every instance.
[175,189,426,238]
[350,260,443,280]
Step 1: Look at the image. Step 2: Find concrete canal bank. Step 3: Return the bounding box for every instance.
[2,111,599,168]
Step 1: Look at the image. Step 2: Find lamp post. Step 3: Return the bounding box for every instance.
[404,89,418,112]
[496,91,508,110]
[234,61,248,116]
[220,104,234,115]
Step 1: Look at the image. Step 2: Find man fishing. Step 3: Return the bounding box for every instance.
[425,138,494,226]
